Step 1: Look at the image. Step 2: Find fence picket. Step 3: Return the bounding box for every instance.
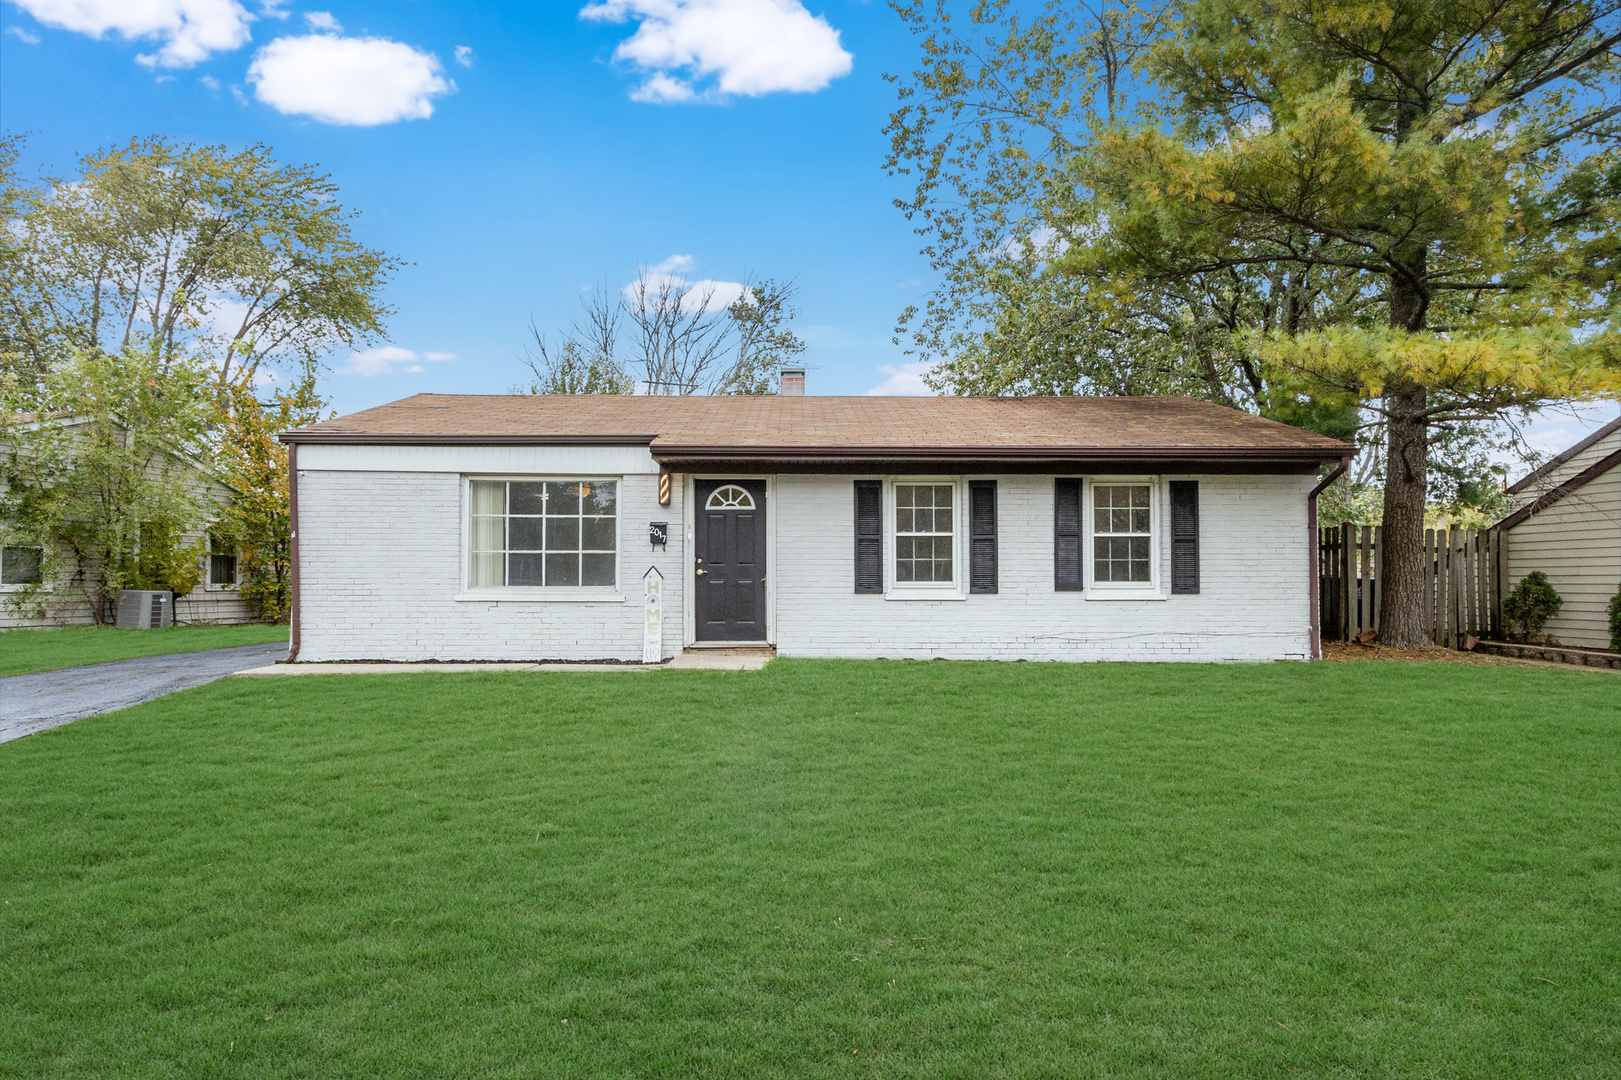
[1341,523,1354,643]
[1466,529,1481,644]
[1458,522,1471,642]
[1372,524,1383,634]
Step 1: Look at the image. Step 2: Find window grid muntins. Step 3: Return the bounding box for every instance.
[895,484,954,583]
[470,480,618,588]
[705,484,755,510]
[1093,484,1152,583]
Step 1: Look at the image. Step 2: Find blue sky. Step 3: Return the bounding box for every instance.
[0,0,935,416]
[2,0,1614,461]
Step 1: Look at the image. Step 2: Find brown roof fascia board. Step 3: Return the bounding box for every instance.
[662,458,1326,475]
[1505,415,1621,493]
[1497,445,1621,530]
[652,444,1346,461]
[658,454,1332,475]
[279,432,658,446]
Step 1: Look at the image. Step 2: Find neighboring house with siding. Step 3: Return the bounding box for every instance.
[279,393,1352,664]
[1497,415,1621,650]
[2,415,253,629]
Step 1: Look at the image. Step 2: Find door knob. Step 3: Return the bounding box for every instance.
[695,568,707,575]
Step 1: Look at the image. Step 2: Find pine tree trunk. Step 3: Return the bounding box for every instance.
[1378,379,1430,647]
[1379,249,1431,648]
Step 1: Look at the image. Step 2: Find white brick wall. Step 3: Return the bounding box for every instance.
[297,465,686,662]
[773,473,1314,662]
[295,458,1314,663]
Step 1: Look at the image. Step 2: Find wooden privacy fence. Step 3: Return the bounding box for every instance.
[1319,524,1504,648]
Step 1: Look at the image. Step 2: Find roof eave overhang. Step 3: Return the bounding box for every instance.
[277,432,1347,472]
[655,445,1347,474]
[279,432,658,446]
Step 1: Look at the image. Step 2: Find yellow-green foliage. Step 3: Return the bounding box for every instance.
[215,366,326,623]
[1260,325,1621,410]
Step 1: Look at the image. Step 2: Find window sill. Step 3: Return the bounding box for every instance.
[455,588,625,603]
[1085,588,1167,601]
[885,588,967,602]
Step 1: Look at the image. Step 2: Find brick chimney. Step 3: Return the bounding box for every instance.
[780,367,806,396]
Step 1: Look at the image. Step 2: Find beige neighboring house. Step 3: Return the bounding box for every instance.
[1497,414,1621,649]
[1,414,254,629]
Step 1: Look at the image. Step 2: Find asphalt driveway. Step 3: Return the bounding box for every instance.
[0,642,288,744]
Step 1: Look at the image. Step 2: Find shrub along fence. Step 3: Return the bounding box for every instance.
[1319,524,1504,648]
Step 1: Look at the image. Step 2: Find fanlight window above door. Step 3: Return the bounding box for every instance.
[706,485,756,510]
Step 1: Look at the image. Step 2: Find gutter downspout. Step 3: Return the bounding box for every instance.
[1307,455,1352,661]
[287,441,300,663]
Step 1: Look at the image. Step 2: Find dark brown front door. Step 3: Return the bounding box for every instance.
[694,479,767,641]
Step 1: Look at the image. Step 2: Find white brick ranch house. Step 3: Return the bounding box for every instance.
[279,394,1352,664]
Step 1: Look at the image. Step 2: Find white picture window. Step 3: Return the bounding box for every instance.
[1092,483,1154,584]
[894,483,955,584]
[469,479,618,588]
[1,545,43,586]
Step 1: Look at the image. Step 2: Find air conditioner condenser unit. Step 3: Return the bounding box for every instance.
[116,589,173,629]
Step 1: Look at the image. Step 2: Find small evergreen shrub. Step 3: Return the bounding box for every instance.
[1608,583,1621,652]
[1502,572,1563,644]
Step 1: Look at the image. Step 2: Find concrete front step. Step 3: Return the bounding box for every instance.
[667,646,775,671]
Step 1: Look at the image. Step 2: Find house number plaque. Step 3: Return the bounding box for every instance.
[648,521,669,547]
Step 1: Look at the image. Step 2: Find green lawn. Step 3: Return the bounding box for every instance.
[0,623,288,677]
[2,661,1616,1078]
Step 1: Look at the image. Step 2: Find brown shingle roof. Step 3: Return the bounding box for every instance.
[283,393,1350,464]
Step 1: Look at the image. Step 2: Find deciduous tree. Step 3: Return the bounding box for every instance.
[0,134,396,390]
[214,363,326,622]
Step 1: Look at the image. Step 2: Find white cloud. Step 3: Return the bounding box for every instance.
[453,44,473,67]
[303,10,339,32]
[630,72,696,103]
[249,34,454,125]
[866,361,938,396]
[991,225,1068,263]
[6,25,41,44]
[7,0,252,67]
[199,73,220,88]
[624,255,746,312]
[258,0,289,18]
[580,0,852,103]
[340,346,458,377]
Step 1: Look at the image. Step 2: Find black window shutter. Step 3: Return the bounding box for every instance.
[1054,478,1083,591]
[854,480,883,593]
[1170,480,1200,594]
[969,480,998,594]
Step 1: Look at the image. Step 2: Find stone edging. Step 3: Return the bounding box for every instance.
[1472,641,1621,670]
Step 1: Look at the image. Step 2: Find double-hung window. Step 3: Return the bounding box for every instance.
[469,479,618,589]
[1091,482,1154,588]
[1,546,43,586]
[207,534,237,588]
[894,483,955,586]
